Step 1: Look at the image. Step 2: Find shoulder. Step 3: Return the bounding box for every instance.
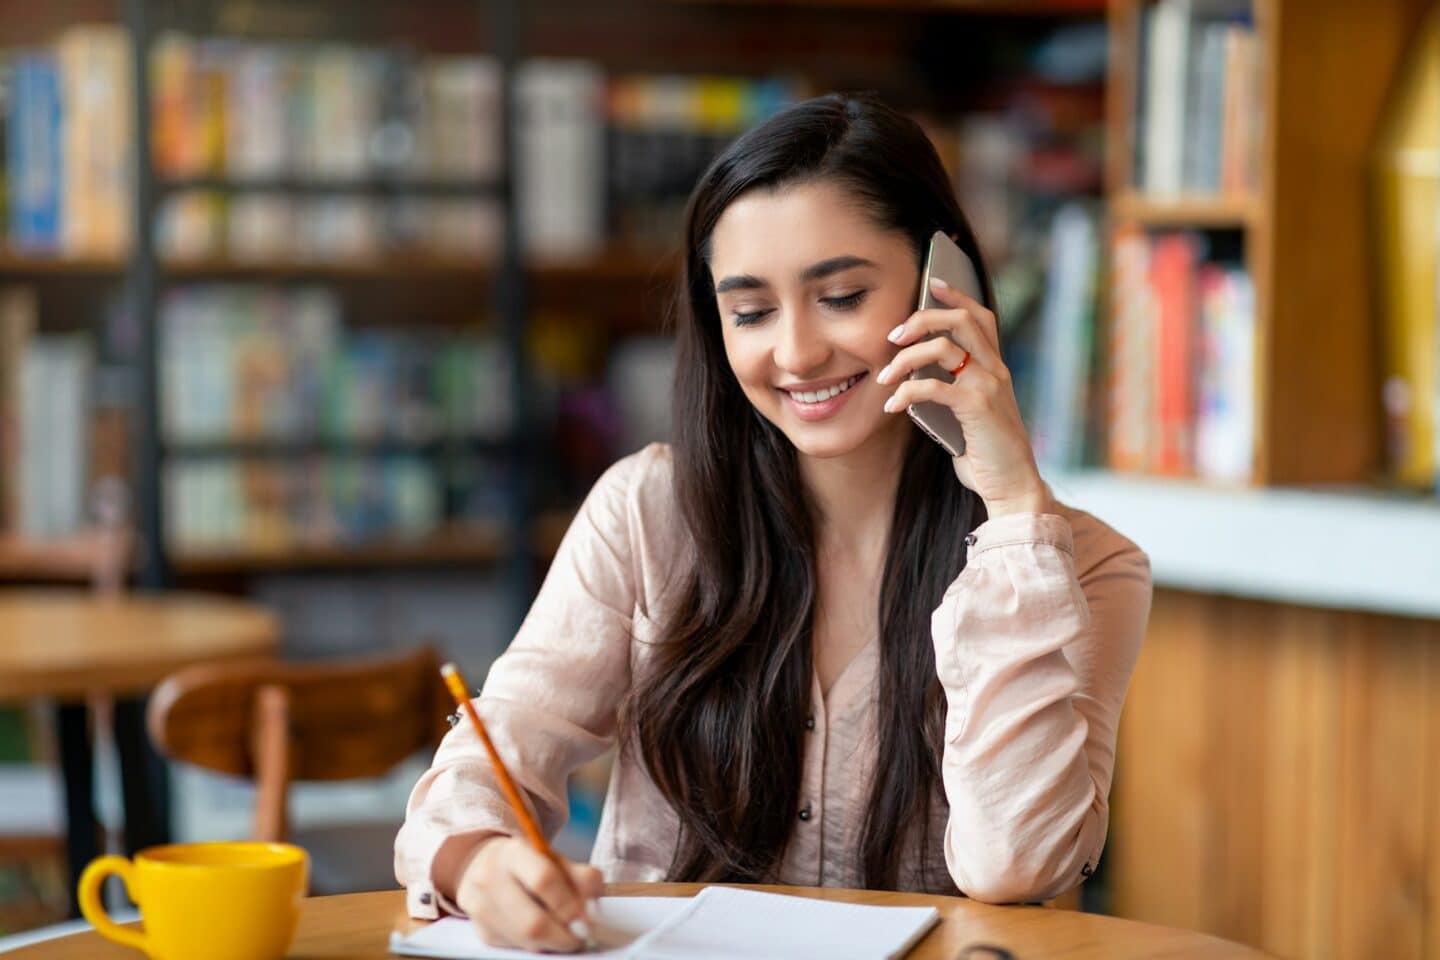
[589,442,677,521]
[581,444,687,614]
[1052,500,1152,589]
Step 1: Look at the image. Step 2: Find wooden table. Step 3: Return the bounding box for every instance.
[0,590,280,913]
[0,590,280,701]
[7,885,1274,958]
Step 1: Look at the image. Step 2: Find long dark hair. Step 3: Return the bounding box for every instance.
[622,92,995,891]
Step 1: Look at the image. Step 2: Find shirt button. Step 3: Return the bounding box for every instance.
[420,892,433,905]
[964,533,978,547]
[804,716,815,731]
[798,805,812,822]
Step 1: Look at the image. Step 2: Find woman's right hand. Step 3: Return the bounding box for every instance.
[453,836,604,953]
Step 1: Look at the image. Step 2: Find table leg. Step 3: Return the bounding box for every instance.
[114,697,171,855]
[55,702,98,919]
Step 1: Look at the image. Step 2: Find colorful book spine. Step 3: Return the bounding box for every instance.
[1108,224,1155,471]
[1151,232,1201,475]
[1194,264,1255,482]
[57,25,132,257]
[7,53,63,253]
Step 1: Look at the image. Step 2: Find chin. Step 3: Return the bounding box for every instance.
[773,419,881,460]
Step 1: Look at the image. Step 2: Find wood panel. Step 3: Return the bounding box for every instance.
[1427,647,1440,958]
[1110,587,1440,959]
[1261,0,1431,484]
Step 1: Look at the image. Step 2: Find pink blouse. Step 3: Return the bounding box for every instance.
[395,443,1151,918]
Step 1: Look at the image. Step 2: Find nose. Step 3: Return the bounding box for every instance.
[772,306,832,375]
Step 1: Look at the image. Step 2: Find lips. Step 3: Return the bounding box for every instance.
[780,373,863,404]
[777,372,867,423]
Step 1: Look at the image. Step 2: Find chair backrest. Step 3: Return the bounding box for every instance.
[146,646,452,842]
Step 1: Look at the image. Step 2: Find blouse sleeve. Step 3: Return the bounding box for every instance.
[393,450,650,919]
[932,510,1151,903]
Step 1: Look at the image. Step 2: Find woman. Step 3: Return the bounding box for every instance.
[395,92,1151,953]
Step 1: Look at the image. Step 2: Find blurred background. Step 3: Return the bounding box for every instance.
[0,0,1435,957]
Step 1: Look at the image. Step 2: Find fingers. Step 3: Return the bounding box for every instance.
[922,276,1000,351]
[883,362,1006,415]
[568,862,605,901]
[455,838,596,954]
[481,868,584,953]
[877,334,972,387]
[890,305,999,359]
[510,845,593,933]
[879,306,1002,386]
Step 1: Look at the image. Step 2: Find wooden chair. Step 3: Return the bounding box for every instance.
[145,646,452,890]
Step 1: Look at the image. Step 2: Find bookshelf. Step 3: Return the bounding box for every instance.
[3,0,1116,581]
[1108,189,1257,228]
[1105,0,1433,487]
[1100,1,1440,954]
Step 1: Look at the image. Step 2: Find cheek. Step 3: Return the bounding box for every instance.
[721,335,771,391]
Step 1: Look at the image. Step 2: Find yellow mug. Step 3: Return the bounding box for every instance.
[78,841,308,960]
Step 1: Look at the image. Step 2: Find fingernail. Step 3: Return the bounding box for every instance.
[569,918,594,943]
[877,363,893,383]
[929,275,950,289]
[887,323,906,343]
[883,395,898,413]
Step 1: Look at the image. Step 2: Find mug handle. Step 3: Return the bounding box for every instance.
[78,855,151,956]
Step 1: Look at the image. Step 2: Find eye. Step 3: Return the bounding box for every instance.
[822,290,867,311]
[731,308,773,327]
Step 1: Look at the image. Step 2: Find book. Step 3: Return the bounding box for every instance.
[7,52,63,252]
[1151,232,1202,475]
[1141,0,1191,195]
[57,24,132,257]
[1108,224,1155,472]
[0,287,36,531]
[1194,264,1254,481]
[1032,201,1099,470]
[516,60,607,259]
[389,887,941,960]
[1137,1,1257,199]
[15,334,93,537]
[1183,23,1227,194]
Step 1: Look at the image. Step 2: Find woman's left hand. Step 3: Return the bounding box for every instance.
[877,275,1053,518]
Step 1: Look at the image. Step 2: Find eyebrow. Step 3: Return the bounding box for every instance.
[713,255,878,295]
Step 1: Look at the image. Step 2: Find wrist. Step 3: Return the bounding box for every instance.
[983,480,1054,519]
[437,832,505,902]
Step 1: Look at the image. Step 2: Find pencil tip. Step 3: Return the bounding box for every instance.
[440,662,457,677]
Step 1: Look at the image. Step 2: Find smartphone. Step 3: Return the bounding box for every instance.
[906,230,984,457]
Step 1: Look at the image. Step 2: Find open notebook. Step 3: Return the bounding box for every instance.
[390,886,940,960]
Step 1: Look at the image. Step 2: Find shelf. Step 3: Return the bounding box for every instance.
[170,508,575,575]
[1047,469,1440,620]
[172,523,509,575]
[0,250,678,284]
[673,0,1105,13]
[160,176,502,198]
[0,251,123,276]
[164,435,517,460]
[0,532,110,580]
[1110,190,1260,228]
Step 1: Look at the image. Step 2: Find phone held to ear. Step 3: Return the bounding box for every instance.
[906,230,984,457]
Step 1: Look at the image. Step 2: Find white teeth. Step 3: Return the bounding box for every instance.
[786,374,860,405]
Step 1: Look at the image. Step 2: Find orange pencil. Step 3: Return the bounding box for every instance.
[439,662,596,943]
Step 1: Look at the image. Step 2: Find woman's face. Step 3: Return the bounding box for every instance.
[708,179,917,460]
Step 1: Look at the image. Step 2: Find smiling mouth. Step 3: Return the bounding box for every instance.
[780,373,865,404]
